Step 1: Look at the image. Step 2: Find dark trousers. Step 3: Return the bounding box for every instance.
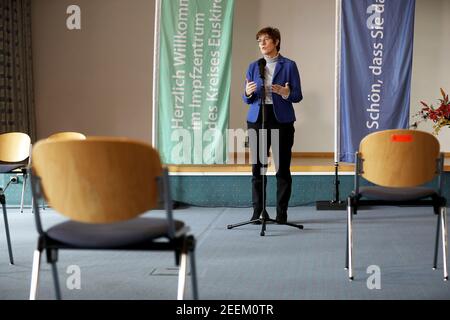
[247,104,295,215]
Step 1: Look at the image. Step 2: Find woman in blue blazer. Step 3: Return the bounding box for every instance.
[243,27,303,224]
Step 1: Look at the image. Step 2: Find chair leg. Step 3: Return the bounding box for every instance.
[30,198,46,215]
[50,261,62,299]
[345,218,348,270]
[29,249,42,300]
[440,207,448,281]
[433,213,441,270]
[347,196,353,281]
[188,236,199,300]
[46,249,62,299]
[177,250,188,300]
[1,197,14,265]
[20,173,27,213]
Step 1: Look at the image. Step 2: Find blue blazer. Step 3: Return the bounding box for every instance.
[242,55,302,123]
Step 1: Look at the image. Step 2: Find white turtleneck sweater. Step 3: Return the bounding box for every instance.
[263,54,289,103]
[263,54,278,104]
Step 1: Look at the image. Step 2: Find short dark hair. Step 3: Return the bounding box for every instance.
[256,27,281,52]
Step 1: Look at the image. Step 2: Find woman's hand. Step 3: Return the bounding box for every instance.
[272,82,290,98]
[245,79,257,97]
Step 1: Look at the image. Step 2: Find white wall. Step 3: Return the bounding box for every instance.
[410,0,450,149]
[32,0,155,141]
[32,0,450,151]
[230,0,336,152]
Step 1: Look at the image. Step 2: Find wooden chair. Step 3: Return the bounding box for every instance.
[0,132,31,264]
[346,129,448,281]
[33,132,86,211]
[0,132,32,215]
[47,132,86,141]
[29,137,198,299]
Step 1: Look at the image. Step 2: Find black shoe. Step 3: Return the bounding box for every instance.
[276,212,287,224]
[251,210,260,221]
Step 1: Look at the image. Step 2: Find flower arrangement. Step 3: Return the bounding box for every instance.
[411,88,450,135]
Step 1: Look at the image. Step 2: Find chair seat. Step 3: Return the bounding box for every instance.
[359,186,437,201]
[0,163,26,173]
[47,217,185,248]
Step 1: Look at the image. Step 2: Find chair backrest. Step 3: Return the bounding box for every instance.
[32,137,163,223]
[359,129,440,188]
[47,132,86,141]
[0,132,31,162]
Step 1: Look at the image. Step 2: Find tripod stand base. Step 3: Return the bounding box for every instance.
[227,218,262,229]
[316,200,347,211]
[227,218,303,236]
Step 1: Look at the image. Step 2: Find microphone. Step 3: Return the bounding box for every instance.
[258,58,266,80]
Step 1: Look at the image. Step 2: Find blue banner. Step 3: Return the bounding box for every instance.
[339,0,415,163]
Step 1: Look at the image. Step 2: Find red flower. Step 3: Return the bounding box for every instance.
[412,88,450,135]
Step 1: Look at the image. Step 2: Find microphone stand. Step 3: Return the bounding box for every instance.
[259,69,270,236]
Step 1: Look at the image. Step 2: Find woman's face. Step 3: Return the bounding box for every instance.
[257,34,279,58]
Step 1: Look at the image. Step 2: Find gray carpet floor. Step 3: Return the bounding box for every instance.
[0,206,449,300]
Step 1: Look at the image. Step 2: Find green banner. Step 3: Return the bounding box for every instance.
[157,0,234,164]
